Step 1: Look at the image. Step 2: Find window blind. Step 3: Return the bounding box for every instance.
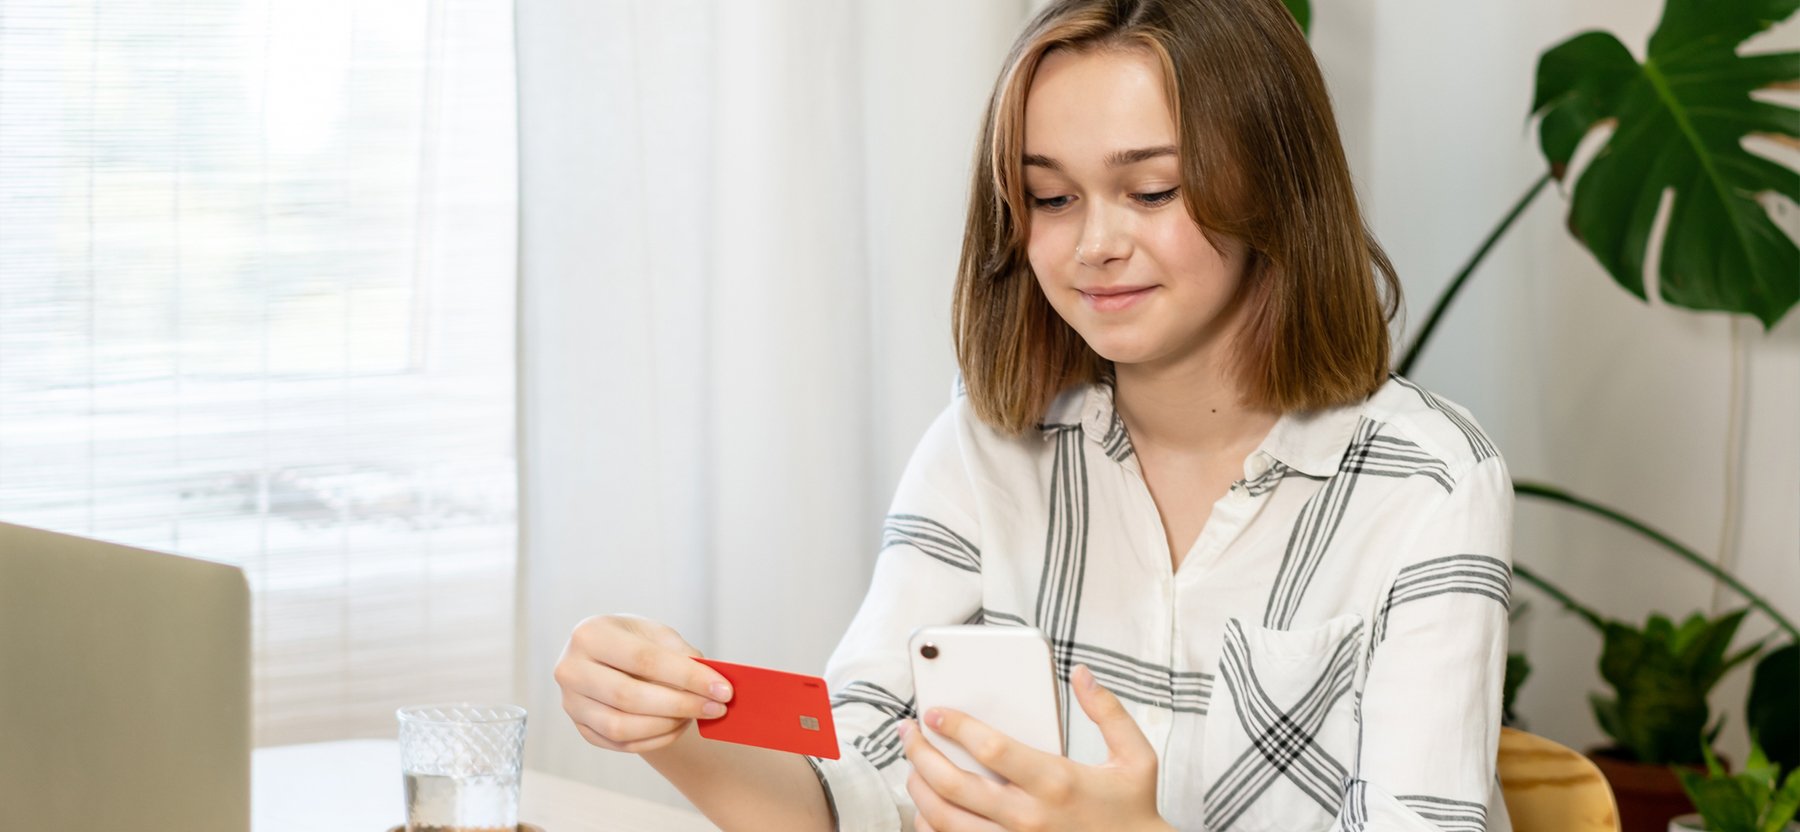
[0,0,518,745]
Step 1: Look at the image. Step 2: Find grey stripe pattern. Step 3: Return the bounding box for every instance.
[1392,374,1497,462]
[1263,419,1463,629]
[1033,425,1093,743]
[882,513,980,573]
[1262,419,1380,629]
[1348,434,1454,493]
[830,681,915,770]
[1374,554,1511,648]
[1241,460,1313,497]
[1341,779,1370,832]
[1245,457,1288,497]
[1100,406,1135,462]
[1398,794,1489,832]
[1202,619,1353,828]
[1202,618,1362,830]
[973,607,1217,714]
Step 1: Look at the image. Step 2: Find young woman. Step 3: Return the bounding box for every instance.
[553,1,1514,830]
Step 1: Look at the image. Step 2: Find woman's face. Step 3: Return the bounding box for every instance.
[1022,47,1248,371]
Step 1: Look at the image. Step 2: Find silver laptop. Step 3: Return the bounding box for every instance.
[0,520,250,831]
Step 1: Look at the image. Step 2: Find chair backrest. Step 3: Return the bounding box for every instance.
[1498,726,1621,832]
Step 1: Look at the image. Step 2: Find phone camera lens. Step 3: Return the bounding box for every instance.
[920,643,938,660]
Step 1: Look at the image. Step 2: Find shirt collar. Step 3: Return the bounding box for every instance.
[1043,379,1359,478]
[1256,400,1360,477]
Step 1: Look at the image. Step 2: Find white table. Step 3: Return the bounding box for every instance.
[253,739,719,832]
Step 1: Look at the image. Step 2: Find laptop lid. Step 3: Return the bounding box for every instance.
[0,520,250,831]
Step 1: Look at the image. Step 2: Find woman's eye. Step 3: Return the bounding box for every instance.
[1136,188,1179,207]
[1028,189,1178,212]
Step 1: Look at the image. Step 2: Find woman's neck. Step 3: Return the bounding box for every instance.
[1111,343,1278,458]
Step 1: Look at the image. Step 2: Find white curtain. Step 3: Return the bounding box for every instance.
[0,0,518,745]
[513,0,1033,804]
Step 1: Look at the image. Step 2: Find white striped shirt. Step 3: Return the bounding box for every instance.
[806,374,1515,832]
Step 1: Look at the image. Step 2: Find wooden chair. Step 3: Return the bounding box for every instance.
[1498,727,1622,832]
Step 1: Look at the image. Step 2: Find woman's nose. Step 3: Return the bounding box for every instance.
[1076,223,1128,268]
[1074,198,1133,267]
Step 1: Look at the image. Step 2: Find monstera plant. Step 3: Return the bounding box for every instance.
[1533,0,1799,324]
[1403,0,1798,355]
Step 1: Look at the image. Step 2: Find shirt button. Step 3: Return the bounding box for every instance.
[1245,451,1271,480]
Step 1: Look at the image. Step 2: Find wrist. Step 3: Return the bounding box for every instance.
[639,721,701,768]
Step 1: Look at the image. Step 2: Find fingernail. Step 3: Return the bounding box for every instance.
[1080,665,1098,691]
[702,701,726,718]
[711,682,732,702]
[925,709,942,729]
[897,721,912,739]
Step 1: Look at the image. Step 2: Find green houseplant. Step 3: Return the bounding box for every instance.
[1591,610,1763,767]
[1672,740,1800,832]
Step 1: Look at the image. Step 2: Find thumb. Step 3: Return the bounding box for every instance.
[1073,664,1153,765]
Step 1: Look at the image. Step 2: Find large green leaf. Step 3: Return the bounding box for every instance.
[1283,0,1310,36]
[1748,643,1799,775]
[1531,0,1800,327]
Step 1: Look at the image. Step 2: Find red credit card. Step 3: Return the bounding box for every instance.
[693,658,839,759]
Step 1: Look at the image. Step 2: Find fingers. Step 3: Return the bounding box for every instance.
[900,718,1020,822]
[907,768,1008,832]
[573,716,686,754]
[555,615,735,754]
[565,693,689,752]
[923,707,1067,796]
[562,659,724,721]
[590,617,733,703]
[1072,664,1154,769]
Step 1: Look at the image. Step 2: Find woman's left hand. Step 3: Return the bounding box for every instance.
[897,663,1174,832]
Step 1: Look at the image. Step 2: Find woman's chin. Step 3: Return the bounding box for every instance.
[1082,333,1167,367]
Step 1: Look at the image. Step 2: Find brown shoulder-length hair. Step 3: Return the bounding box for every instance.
[952,0,1401,435]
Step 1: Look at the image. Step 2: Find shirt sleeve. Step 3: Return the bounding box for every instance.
[1334,454,1516,832]
[805,398,986,832]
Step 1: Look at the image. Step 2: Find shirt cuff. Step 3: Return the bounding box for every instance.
[805,750,906,832]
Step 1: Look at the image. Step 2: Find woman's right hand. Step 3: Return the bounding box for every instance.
[554,613,734,754]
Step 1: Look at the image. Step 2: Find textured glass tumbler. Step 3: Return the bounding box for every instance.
[397,703,528,832]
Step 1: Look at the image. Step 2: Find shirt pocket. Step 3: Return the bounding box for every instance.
[1199,613,1364,832]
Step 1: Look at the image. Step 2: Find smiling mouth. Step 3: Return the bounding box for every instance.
[1078,285,1156,312]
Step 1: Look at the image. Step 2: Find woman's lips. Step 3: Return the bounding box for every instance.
[1079,285,1156,312]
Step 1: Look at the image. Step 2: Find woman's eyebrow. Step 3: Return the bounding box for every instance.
[1021,145,1177,172]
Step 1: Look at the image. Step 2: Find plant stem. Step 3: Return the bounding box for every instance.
[1516,480,1800,641]
[1397,171,1554,377]
[1512,562,1607,630]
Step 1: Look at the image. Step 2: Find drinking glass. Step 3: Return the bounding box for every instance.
[397,703,527,832]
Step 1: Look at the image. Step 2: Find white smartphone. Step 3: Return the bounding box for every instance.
[907,624,1064,783]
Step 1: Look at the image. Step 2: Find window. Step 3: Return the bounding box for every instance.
[0,0,518,744]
